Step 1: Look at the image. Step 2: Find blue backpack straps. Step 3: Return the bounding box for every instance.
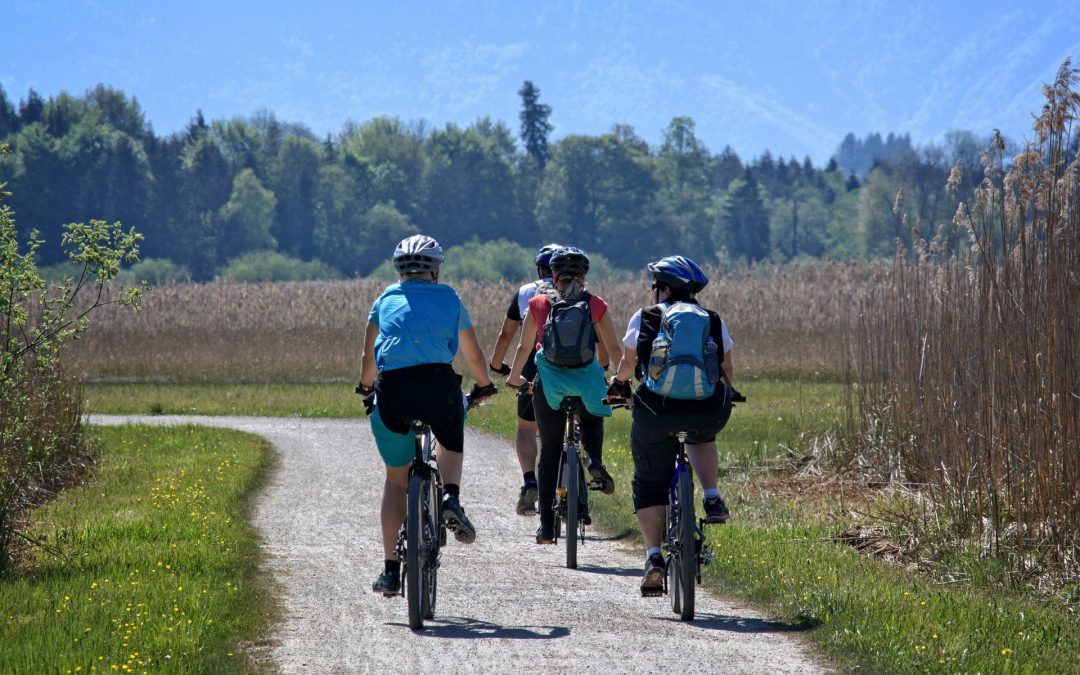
[644,301,719,399]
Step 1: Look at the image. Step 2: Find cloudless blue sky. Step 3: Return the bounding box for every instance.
[6,1,1079,164]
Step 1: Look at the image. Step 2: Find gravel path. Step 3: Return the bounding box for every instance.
[90,415,827,674]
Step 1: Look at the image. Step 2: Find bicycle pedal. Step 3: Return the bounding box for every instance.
[641,587,665,598]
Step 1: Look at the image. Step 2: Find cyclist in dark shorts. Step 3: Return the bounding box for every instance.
[358,235,498,595]
[487,243,559,516]
[608,256,735,594]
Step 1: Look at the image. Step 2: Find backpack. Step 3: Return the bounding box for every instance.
[541,291,596,368]
[643,302,720,399]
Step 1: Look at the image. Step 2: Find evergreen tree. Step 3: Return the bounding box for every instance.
[518,80,553,169]
[724,168,770,262]
[0,86,17,137]
[18,89,45,126]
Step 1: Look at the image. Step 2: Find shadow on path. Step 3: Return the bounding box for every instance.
[390,616,571,640]
[575,564,641,578]
[655,612,815,634]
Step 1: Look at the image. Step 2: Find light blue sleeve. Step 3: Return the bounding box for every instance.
[367,297,380,326]
[457,298,473,331]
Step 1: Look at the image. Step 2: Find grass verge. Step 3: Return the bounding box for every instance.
[1,425,276,674]
[82,379,1080,672]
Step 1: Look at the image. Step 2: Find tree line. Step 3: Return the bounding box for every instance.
[0,82,1010,281]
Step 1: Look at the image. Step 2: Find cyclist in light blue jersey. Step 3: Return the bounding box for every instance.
[358,235,497,596]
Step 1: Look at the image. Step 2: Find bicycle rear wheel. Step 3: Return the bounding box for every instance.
[677,470,696,621]
[565,445,579,569]
[406,473,424,629]
[421,478,439,619]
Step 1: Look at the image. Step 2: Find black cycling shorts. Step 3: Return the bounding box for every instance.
[516,388,536,422]
[375,363,465,454]
[629,394,731,510]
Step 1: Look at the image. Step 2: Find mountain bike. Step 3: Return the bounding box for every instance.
[395,416,444,629]
[553,395,596,570]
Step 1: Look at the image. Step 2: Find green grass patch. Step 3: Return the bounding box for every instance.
[85,382,361,418]
[81,379,1080,671]
[1,425,276,673]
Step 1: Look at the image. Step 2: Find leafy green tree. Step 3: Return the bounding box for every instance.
[0,147,142,571]
[219,168,277,259]
[518,80,553,169]
[116,257,191,285]
[421,119,519,244]
[219,250,337,282]
[339,116,423,219]
[657,117,718,259]
[441,239,535,282]
[535,133,660,268]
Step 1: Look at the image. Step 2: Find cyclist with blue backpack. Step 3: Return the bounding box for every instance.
[506,246,622,544]
[357,235,498,596]
[487,243,560,517]
[607,256,735,594]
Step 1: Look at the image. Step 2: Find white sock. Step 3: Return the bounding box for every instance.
[647,546,662,558]
[703,488,720,499]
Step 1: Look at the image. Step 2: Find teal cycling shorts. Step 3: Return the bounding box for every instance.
[370,394,470,468]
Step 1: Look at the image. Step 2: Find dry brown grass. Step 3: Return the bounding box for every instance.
[70,263,875,382]
[851,60,1080,581]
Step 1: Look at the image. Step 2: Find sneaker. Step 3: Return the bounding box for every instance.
[441,495,477,544]
[641,554,665,596]
[372,570,400,596]
[516,482,539,516]
[536,524,555,544]
[587,460,616,494]
[703,496,730,524]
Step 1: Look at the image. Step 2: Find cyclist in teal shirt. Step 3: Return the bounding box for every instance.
[357,235,497,596]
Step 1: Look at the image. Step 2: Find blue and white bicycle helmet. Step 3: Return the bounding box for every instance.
[393,235,444,273]
[534,243,561,267]
[647,255,708,293]
[549,246,590,278]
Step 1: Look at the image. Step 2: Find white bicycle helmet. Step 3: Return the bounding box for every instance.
[393,235,444,273]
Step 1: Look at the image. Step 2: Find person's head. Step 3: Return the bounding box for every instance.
[647,255,708,303]
[534,243,560,280]
[549,246,590,299]
[393,234,444,282]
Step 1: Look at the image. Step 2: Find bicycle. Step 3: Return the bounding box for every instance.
[360,387,486,630]
[553,395,599,570]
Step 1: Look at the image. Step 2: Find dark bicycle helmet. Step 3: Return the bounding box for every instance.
[647,255,709,293]
[549,246,590,278]
[534,243,561,267]
[393,234,444,273]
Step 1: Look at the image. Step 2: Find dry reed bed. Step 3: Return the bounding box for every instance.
[71,263,875,382]
[853,62,1080,580]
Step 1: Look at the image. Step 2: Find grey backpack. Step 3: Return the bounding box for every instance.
[541,292,596,368]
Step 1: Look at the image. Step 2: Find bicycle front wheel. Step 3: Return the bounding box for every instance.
[406,474,424,629]
[677,470,696,621]
[565,445,579,569]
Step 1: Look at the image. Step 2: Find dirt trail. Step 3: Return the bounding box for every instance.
[90,415,827,674]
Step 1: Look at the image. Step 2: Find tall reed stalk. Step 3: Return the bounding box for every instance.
[853,60,1080,583]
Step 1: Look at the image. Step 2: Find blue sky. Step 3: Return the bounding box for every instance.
[6,1,1078,164]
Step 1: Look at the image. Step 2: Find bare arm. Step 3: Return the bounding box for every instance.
[358,322,380,388]
[615,340,636,383]
[507,312,537,387]
[594,310,621,374]
[458,326,493,387]
[488,316,521,368]
[723,349,734,384]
